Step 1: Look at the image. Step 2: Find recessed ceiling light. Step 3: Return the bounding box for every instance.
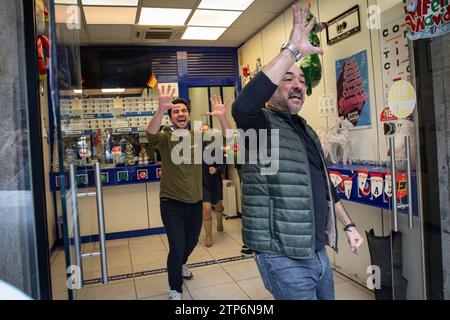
[139,8,191,26]
[102,88,126,93]
[84,7,137,24]
[54,0,78,4]
[81,0,139,6]
[182,27,226,40]
[188,10,242,27]
[198,0,254,11]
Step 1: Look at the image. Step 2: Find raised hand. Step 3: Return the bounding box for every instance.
[289,4,324,57]
[157,84,176,112]
[208,95,229,119]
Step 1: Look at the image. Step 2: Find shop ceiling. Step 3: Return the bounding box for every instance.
[54,0,296,47]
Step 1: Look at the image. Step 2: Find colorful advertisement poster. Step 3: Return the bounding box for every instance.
[404,0,450,40]
[336,50,371,128]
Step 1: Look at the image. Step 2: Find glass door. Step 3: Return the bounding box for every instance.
[49,1,109,299]
[376,1,426,300]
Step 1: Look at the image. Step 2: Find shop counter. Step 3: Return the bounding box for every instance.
[49,163,162,191]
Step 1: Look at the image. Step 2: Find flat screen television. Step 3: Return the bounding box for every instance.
[80,46,152,89]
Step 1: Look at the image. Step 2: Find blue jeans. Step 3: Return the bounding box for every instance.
[254,248,335,300]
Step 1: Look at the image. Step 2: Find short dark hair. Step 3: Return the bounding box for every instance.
[168,98,190,118]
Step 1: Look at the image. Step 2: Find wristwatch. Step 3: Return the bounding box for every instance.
[281,42,302,62]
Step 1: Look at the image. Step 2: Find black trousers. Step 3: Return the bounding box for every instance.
[160,198,203,293]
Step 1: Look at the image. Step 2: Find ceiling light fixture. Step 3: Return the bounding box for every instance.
[81,0,139,6]
[54,0,78,4]
[73,89,83,94]
[182,27,226,40]
[139,8,192,26]
[198,0,254,11]
[101,88,126,93]
[83,6,137,24]
[188,9,242,27]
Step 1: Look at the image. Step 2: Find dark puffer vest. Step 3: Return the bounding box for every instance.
[241,107,337,259]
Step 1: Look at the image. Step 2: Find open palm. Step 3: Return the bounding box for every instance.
[208,95,228,118]
[290,4,324,57]
[157,84,176,112]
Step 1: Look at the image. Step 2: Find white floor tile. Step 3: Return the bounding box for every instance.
[75,279,136,300]
[189,282,250,300]
[221,259,260,281]
[184,265,235,290]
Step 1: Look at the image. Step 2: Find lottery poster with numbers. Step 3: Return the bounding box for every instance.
[335,50,371,128]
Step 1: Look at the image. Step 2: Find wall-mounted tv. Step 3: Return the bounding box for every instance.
[80,46,152,89]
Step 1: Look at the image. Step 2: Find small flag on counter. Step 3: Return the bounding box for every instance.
[146,73,158,94]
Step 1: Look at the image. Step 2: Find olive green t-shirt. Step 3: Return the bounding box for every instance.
[147,130,202,203]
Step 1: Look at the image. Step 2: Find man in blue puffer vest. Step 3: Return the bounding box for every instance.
[232,4,364,300]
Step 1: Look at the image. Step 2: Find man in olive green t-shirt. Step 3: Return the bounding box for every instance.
[146,84,231,300]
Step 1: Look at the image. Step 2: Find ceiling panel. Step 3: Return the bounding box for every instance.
[87,25,133,40]
[231,11,274,29]
[141,0,198,8]
[77,0,297,47]
[212,40,243,47]
[247,0,295,13]
[219,27,258,42]
[84,6,137,24]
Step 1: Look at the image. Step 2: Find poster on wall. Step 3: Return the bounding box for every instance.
[404,0,450,40]
[335,50,371,128]
[380,18,411,104]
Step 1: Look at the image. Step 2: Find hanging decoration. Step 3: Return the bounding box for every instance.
[36,0,50,81]
[370,172,384,199]
[329,171,344,188]
[404,0,450,40]
[357,170,369,192]
[300,1,327,96]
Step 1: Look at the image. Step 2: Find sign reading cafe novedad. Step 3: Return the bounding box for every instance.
[404,0,450,40]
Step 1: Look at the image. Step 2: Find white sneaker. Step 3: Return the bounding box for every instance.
[182,264,193,280]
[169,290,181,300]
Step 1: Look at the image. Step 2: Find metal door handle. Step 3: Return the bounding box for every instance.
[405,136,413,229]
[389,137,399,232]
[94,161,109,284]
[69,164,84,288]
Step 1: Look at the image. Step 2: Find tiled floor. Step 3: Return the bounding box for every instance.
[50,214,374,300]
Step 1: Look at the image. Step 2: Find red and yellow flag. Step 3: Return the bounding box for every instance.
[147,73,158,89]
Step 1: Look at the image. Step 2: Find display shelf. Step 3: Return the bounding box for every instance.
[59,96,170,136]
[327,164,419,216]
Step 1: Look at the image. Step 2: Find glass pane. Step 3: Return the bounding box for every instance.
[0,0,40,299]
[188,87,210,126]
[49,1,85,299]
[376,0,425,300]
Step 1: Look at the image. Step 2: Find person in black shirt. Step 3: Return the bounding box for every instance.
[232,4,364,300]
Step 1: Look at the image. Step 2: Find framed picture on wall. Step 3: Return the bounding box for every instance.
[326,5,361,46]
[335,50,371,129]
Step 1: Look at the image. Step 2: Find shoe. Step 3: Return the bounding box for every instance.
[182,264,193,280]
[241,245,254,257]
[169,290,181,300]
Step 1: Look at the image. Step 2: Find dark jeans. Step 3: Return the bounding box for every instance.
[160,198,203,293]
